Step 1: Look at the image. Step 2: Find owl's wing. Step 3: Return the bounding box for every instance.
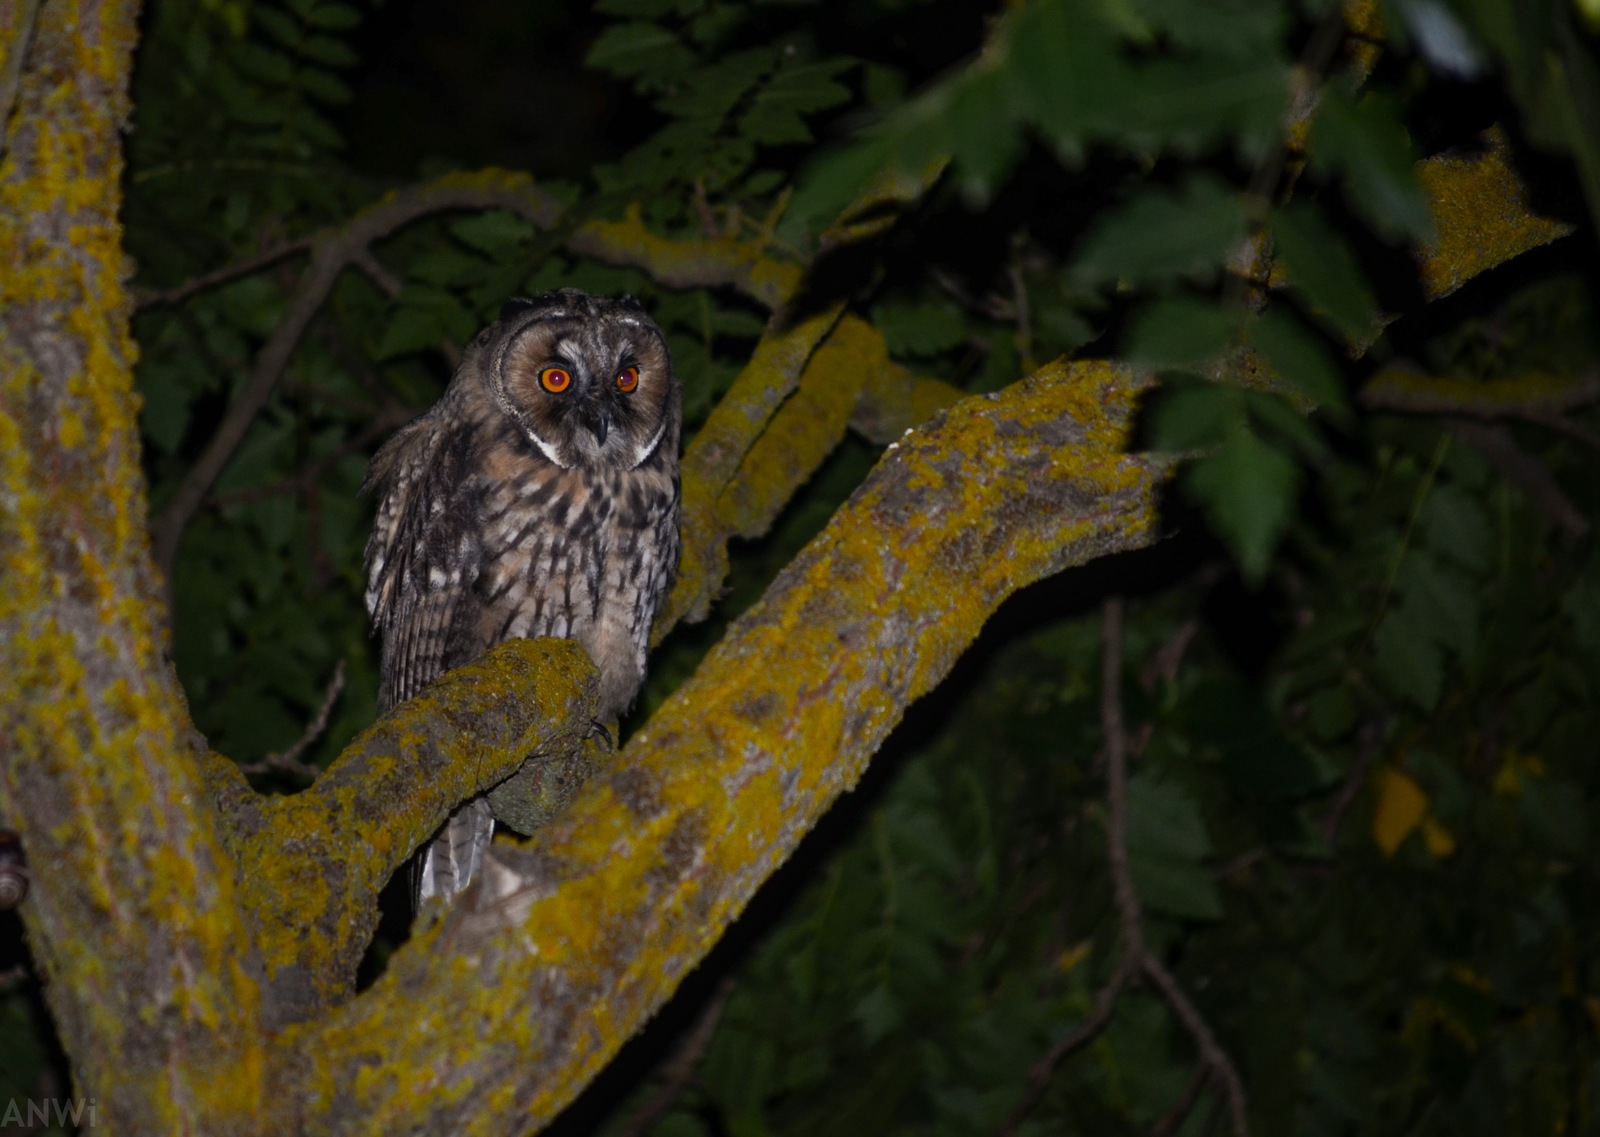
[416,798,494,912]
[364,415,499,911]
[363,416,485,712]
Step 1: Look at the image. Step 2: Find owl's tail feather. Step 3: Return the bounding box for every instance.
[415,797,495,913]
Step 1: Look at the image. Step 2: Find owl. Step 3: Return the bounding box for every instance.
[362,289,681,910]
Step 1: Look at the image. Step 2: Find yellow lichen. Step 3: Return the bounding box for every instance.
[1415,133,1575,301]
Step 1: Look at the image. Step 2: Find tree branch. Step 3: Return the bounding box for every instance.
[230,638,599,1023]
[663,302,847,627]
[1412,131,1576,302]
[1361,366,1600,420]
[239,660,347,783]
[148,173,569,593]
[1,3,266,1128]
[998,600,1249,1137]
[275,359,1166,1137]
[614,976,738,1137]
[134,235,316,310]
[1449,420,1590,538]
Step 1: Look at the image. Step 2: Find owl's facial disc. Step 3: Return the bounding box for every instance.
[491,295,676,472]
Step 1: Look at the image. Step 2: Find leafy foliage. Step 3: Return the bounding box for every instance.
[6,0,1600,1132]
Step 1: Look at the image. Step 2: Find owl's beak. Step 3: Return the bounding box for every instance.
[581,403,611,447]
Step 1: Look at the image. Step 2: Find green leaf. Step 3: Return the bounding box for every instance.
[594,0,689,16]
[377,302,454,360]
[1270,203,1379,339]
[1372,608,1444,711]
[1071,175,1249,289]
[1125,297,1235,369]
[587,22,697,86]
[658,48,773,122]
[853,984,903,1044]
[1186,420,1300,582]
[1420,483,1491,572]
[1133,0,1288,59]
[299,34,359,68]
[1130,853,1225,920]
[140,367,196,454]
[1117,56,1290,160]
[1008,0,1123,158]
[449,210,536,255]
[1308,87,1435,242]
[1306,687,1355,742]
[1127,775,1222,920]
[943,67,1025,203]
[1128,775,1212,861]
[1247,307,1350,416]
[1395,550,1479,660]
[297,67,352,105]
[234,42,296,84]
[1244,389,1328,460]
[1148,382,1237,451]
[253,7,304,51]
[1564,575,1600,657]
[871,300,967,356]
[303,3,362,31]
[742,61,853,146]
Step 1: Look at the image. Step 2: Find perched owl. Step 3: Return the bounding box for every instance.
[362,289,681,910]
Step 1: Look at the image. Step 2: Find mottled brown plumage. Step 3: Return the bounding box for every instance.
[363,290,681,910]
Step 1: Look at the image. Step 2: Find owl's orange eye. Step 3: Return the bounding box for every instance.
[616,366,640,392]
[540,367,571,393]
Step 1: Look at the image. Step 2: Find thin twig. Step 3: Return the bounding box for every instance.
[1524,409,1600,455]
[992,960,1132,1137]
[1140,955,1248,1137]
[134,237,317,311]
[1009,232,1034,374]
[148,180,565,596]
[239,661,346,783]
[351,246,404,298]
[613,976,737,1137]
[208,411,411,509]
[1321,716,1383,845]
[1450,420,1590,538]
[1141,616,1201,694]
[998,599,1250,1137]
[1150,1064,1211,1137]
[1102,599,1143,957]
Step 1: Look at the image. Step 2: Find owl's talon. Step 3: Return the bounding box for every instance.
[588,719,615,749]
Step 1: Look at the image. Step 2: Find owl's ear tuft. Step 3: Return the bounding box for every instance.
[499,297,539,323]
[616,293,646,315]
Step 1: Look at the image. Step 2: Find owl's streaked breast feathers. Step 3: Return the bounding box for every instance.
[363,289,682,909]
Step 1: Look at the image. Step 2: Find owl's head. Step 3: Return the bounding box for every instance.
[482,289,679,472]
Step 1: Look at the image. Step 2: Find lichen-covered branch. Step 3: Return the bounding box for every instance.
[283,359,1165,1137]
[1412,131,1576,301]
[0,1,267,1130]
[1361,366,1600,418]
[717,315,887,540]
[231,639,599,1024]
[663,302,846,627]
[567,203,803,309]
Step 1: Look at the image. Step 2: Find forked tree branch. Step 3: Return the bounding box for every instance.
[148,174,568,590]
[270,360,1167,1137]
[230,639,600,1022]
[997,600,1248,1137]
